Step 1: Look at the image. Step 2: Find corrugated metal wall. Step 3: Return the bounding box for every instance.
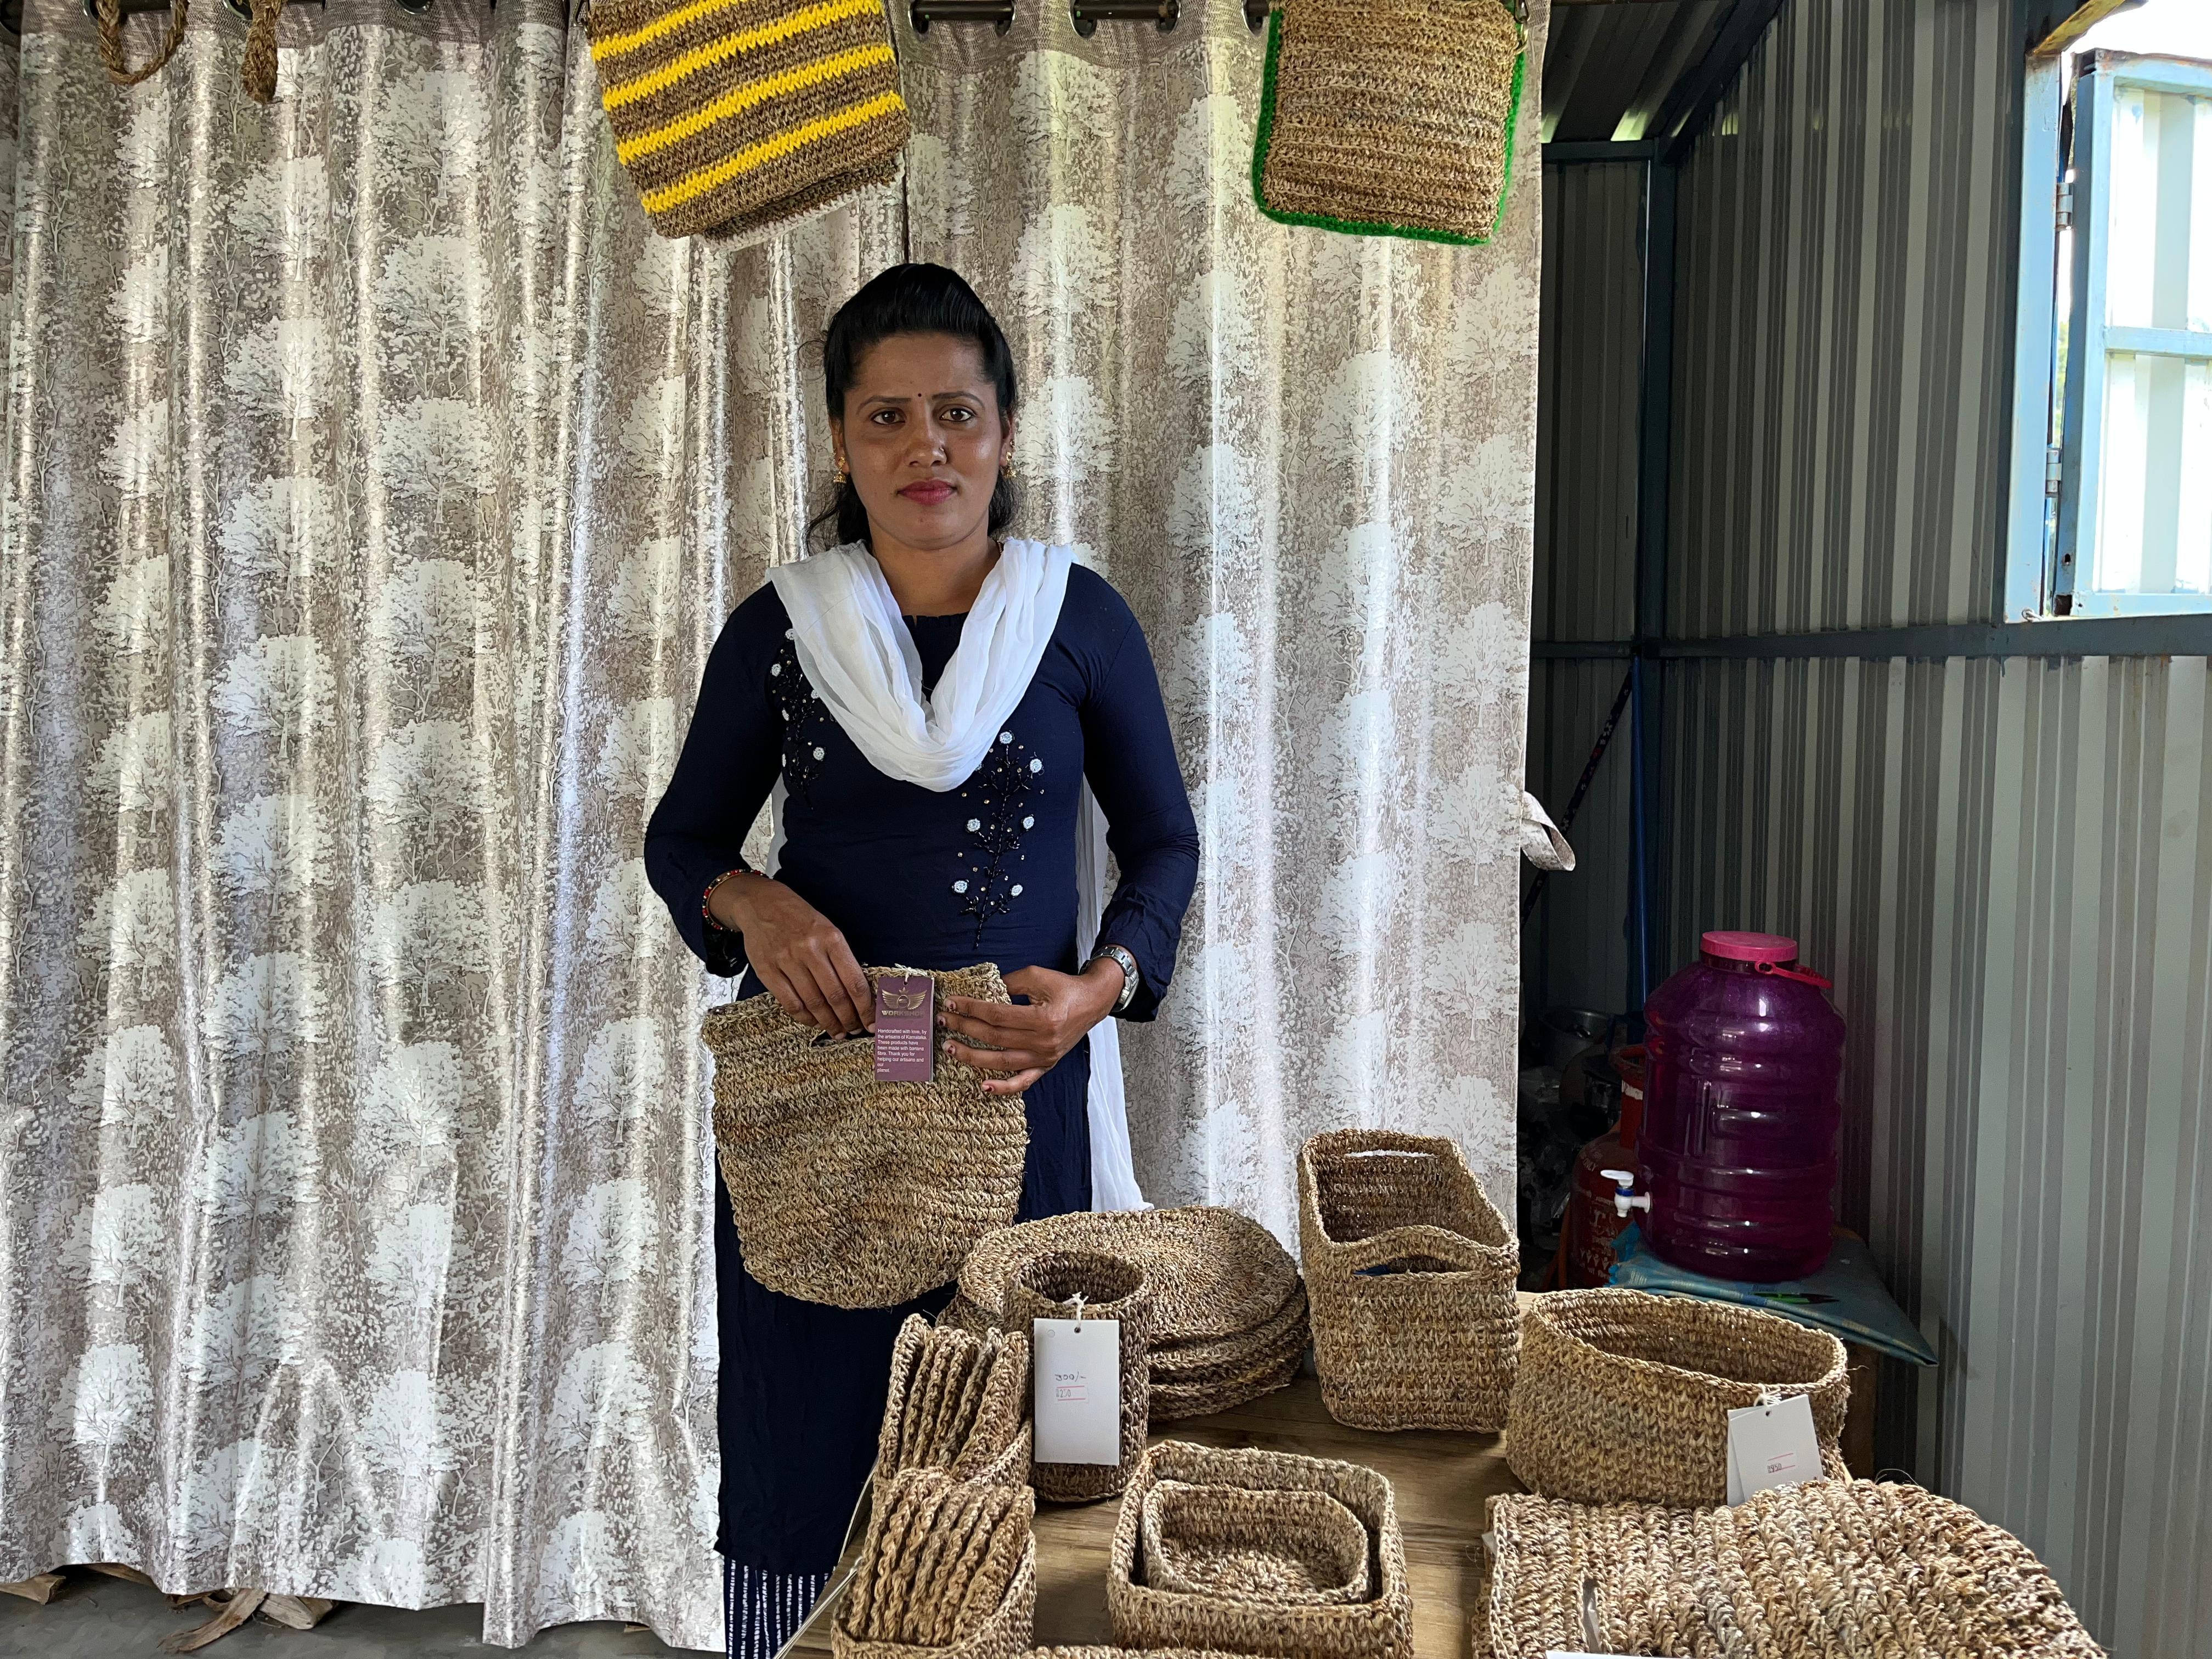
[1527,162,1643,1017]
[1654,1,2212,1651]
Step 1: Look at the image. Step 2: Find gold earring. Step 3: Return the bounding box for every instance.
[834,457,850,483]
[1001,456,1017,480]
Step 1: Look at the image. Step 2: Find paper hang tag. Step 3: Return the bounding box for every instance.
[1031,1317,1120,1465]
[873,974,934,1082]
[1725,1392,1823,1505]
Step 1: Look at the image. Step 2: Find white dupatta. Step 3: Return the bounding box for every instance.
[768,540,1148,1212]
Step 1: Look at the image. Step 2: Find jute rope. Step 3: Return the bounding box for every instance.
[94,0,189,87]
[241,0,284,103]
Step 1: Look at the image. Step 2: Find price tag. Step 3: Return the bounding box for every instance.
[1725,1392,1823,1505]
[873,974,934,1082]
[1031,1317,1120,1465]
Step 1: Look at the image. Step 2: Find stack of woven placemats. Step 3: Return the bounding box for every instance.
[946,1208,1308,1422]
[875,1314,1032,1497]
[833,1469,1036,1659]
[1478,1479,2106,1659]
[1108,1440,1413,1659]
[1505,1288,1850,1508]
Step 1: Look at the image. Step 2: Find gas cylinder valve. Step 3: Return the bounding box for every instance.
[1600,1169,1651,1220]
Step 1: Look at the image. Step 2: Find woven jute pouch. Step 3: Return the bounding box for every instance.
[1253,0,1526,245]
[876,1314,1032,1498]
[960,1207,1300,1346]
[1109,1440,1412,1659]
[1298,1128,1519,1432]
[703,963,1026,1308]
[1504,1287,1850,1508]
[835,1468,1037,1659]
[585,0,911,240]
[1477,1480,2106,1659]
[1002,1250,1151,1504]
[1141,1480,1370,1606]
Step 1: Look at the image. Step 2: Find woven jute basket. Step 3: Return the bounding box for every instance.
[1477,1480,2106,1659]
[703,963,1026,1309]
[1109,1441,1413,1659]
[835,1469,1036,1659]
[1504,1288,1850,1508]
[585,0,910,240]
[1002,1250,1150,1504]
[1141,1480,1370,1606]
[1253,0,1526,245]
[876,1314,1032,1497]
[1298,1129,1519,1432]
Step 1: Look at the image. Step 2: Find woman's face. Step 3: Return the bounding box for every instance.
[833,331,1012,554]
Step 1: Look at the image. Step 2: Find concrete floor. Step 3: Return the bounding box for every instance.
[0,1571,713,1658]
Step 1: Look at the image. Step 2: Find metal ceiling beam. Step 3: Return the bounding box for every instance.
[1651,0,1789,165]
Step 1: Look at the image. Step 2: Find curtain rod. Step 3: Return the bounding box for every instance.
[912,0,1271,32]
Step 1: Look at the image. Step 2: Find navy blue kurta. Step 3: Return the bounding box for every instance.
[645,561,1199,1575]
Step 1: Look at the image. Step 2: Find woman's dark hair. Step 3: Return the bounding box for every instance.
[811,263,1020,549]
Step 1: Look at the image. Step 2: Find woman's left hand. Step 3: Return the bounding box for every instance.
[940,962,1126,1095]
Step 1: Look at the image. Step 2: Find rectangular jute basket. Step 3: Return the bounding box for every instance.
[1140,1479,1371,1606]
[586,0,911,240]
[1108,1441,1413,1659]
[1298,1128,1519,1431]
[1503,1288,1850,1509]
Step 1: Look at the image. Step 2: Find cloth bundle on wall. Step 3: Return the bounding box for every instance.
[1254,0,1525,244]
[585,0,911,239]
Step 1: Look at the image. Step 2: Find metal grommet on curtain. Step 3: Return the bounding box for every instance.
[87,0,189,86]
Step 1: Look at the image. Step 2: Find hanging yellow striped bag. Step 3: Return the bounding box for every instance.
[586,0,910,240]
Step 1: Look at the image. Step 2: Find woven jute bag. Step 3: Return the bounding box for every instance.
[1141,1480,1370,1606]
[1002,1250,1150,1504]
[1504,1287,1850,1508]
[835,1468,1037,1659]
[1253,0,1526,245]
[703,963,1026,1308]
[876,1314,1032,1497]
[1109,1440,1413,1659]
[1477,1480,2106,1659]
[585,0,911,240]
[1298,1128,1519,1432]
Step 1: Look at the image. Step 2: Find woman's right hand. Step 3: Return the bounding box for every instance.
[712,873,873,1036]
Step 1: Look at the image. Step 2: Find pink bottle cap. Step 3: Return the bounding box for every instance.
[1702,929,1798,964]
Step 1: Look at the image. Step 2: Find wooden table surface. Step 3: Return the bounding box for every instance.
[791,1374,1522,1659]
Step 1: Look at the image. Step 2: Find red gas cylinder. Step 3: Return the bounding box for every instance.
[1564,1046,1647,1289]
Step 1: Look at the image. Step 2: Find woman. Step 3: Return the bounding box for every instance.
[645,263,1199,1658]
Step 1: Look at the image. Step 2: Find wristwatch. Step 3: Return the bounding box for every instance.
[1087,944,1141,1013]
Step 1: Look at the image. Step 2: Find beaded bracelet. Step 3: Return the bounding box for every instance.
[702,867,749,930]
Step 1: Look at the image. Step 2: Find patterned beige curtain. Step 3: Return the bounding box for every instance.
[0,0,1542,1647]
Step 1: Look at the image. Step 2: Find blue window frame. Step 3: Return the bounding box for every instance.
[2049,53,2212,617]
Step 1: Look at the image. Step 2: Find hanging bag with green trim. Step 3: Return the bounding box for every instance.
[1252,0,1526,246]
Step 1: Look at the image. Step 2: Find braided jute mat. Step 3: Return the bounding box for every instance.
[1478,1480,2105,1659]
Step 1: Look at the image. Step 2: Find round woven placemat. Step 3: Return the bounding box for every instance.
[959,1207,1299,1347]
[1152,1284,1310,1381]
[1505,1287,1849,1508]
[1149,1333,1305,1424]
[704,963,1026,1310]
[1479,1480,2105,1659]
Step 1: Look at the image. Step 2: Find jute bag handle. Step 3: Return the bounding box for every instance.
[95,0,189,86]
[239,0,283,103]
